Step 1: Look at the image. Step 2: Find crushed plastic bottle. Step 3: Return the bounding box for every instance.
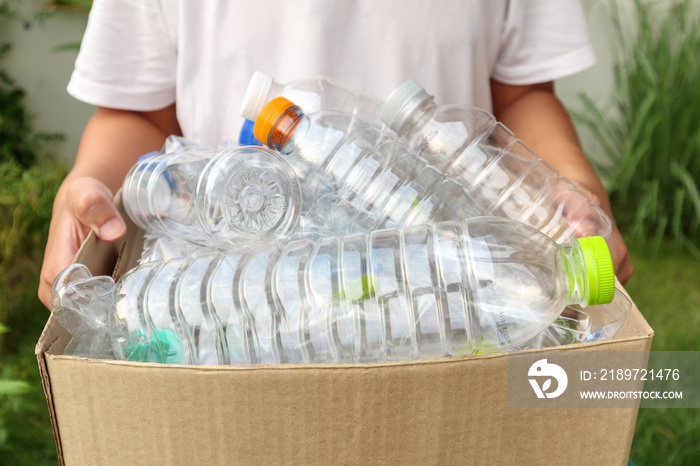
[50,264,116,359]
[240,72,384,126]
[252,97,490,236]
[122,145,302,248]
[524,308,594,349]
[379,80,613,242]
[513,288,632,351]
[109,217,615,365]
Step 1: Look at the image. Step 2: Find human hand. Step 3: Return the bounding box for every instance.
[607,225,633,286]
[575,187,634,286]
[38,176,126,309]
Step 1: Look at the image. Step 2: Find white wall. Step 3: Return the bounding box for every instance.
[0,7,94,164]
[557,0,618,111]
[557,0,621,166]
[1,1,618,166]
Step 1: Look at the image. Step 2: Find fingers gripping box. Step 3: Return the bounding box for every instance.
[36,194,654,465]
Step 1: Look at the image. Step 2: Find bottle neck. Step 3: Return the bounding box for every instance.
[267,105,304,151]
[556,242,590,306]
[266,81,284,103]
[398,98,437,138]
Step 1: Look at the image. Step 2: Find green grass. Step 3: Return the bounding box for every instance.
[624,243,700,353]
[624,240,700,466]
[0,333,57,465]
[0,239,697,464]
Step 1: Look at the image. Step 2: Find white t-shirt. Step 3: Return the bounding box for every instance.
[67,0,595,146]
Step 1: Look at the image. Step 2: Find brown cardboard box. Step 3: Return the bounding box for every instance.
[36,196,654,465]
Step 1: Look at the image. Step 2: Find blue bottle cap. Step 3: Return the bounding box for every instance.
[238,119,263,146]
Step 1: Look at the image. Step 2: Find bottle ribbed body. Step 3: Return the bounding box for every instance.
[264,109,490,238]
[111,217,573,365]
[414,113,613,242]
[121,146,302,248]
[381,81,613,242]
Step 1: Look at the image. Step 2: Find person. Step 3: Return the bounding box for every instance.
[38,0,633,308]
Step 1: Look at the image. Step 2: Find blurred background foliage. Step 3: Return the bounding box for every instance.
[575,0,700,256]
[0,0,72,462]
[575,4,700,458]
[0,0,697,464]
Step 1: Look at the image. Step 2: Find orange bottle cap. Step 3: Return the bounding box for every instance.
[254,97,297,146]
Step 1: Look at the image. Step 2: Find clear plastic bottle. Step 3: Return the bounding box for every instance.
[135,135,214,163]
[379,80,613,242]
[240,72,384,127]
[252,97,490,236]
[110,217,615,365]
[512,287,632,351]
[162,134,213,154]
[122,145,302,248]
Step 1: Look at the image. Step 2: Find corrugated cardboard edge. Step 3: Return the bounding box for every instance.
[37,287,653,465]
[40,320,653,465]
[604,279,655,461]
[35,230,122,466]
[43,328,654,370]
[35,313,68,464]
[34,192,135,465]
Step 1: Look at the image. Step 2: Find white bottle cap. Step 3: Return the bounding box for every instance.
[241,72,276,121]
[379,79,433,133]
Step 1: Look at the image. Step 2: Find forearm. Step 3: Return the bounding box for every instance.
[490,80,634,283]
[66,104,181,195]
[490,82,612,217]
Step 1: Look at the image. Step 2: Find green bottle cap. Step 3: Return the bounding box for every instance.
[575,236,615,305]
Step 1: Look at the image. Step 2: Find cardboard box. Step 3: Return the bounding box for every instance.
[36,196,654,465]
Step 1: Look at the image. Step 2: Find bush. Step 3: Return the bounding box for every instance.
[0,57,60,167]
[575,0,700,253]
[0,2,77,461]
[0,15,63,167]
[0,324,32,449]
[0,2,67,348]
[0,160,66,351]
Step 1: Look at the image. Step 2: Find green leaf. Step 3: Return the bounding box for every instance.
[672,188,686,246]
[0,379,32,395]
[670,162,700,219]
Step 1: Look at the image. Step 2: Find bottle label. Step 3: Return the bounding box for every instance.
[496,312,512,346]
[416,128,439,156]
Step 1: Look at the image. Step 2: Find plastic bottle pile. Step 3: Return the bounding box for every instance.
[50,73,633,366]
